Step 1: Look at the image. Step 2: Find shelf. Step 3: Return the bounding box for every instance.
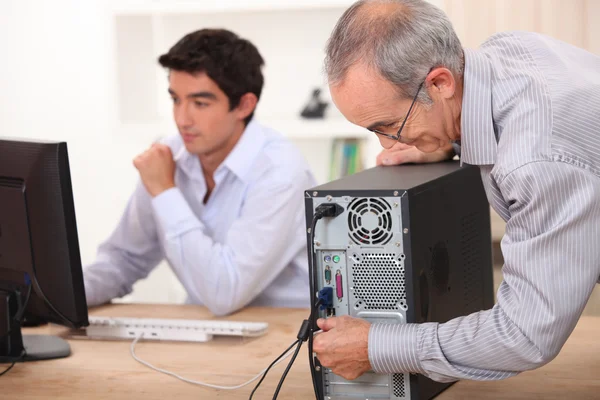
[116,117,371,141]
[110,0,354,15]
[261,117,369,139]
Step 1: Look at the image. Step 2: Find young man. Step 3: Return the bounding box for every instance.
[84,29,316,316]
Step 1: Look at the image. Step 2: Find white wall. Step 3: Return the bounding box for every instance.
[0,0,121,269]
[0,0,186,303]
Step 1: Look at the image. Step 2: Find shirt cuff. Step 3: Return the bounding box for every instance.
[368,323,426,374]
[151,187,202,237]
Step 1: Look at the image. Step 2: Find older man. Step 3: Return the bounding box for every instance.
[313,0,600,383]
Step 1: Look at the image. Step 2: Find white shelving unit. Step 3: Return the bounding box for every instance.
[116,117,369,141]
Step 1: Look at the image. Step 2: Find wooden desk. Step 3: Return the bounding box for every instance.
[3,304,599,400]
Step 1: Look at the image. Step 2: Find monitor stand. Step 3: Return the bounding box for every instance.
[0,289,70,363]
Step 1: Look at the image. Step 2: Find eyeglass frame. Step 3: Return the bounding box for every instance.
[367,80,425,146]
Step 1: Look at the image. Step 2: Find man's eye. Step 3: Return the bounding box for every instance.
[376,123,396,132]
[194,102,208,108]
[171,97,179,104]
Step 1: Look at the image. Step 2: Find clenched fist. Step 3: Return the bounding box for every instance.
[133,143,176,197]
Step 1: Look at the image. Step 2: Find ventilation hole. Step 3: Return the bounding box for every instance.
[351,253,407,311]
[348,198,394,246]
[393,374,405,397]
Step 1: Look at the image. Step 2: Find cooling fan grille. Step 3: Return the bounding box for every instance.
[348,198,393,245]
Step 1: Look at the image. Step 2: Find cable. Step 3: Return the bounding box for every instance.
[130,333,297,391]
[0,284,32,344]
[129,202,343,397]
[0,362,16,377]
[272,341,303,399]
[306,203,344,400]
[0,350,25,377]
[249,339,299,399]
[30,267,75,328]
[249,341,299,399]
[308,213,324,400]
[0,284,32,378]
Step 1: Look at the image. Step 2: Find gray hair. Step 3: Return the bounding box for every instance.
[325,0,463,104]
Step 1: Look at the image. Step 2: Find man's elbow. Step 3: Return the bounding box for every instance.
[529,342,563,370]
[517,335,565,372]
[204,298,246,317]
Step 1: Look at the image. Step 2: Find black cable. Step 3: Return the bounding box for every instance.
[15,283,33,322]
[0,350,25,377]
[0,362,16,377]
[248,339,300,400]
[260,204,341,399]
[0,284,32,344]
[306,203,344,399]
[307,213,323,400]
[0,284,32,378]
[272,340,303,399]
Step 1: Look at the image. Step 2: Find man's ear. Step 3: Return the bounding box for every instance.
[426,67,456,100]
[235,93,258,121]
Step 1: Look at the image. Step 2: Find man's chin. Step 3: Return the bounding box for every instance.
[415,139,451,154]
[415,143,441,153]
[183,142,203,155]
[183,143,218,157]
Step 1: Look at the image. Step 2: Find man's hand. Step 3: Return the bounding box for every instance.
[313,315,371,380]
[133,143,176,197]
[376,142,455,166]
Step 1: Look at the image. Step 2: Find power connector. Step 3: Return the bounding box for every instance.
[315,203,344,218]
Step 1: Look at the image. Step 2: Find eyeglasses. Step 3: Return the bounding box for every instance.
[368,80,425,149]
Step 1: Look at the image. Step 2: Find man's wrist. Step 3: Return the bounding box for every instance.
[149,182,176,198]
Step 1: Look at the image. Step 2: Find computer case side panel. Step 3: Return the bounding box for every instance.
[405,165,494,400]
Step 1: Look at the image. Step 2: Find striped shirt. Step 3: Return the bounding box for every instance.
[369,31,600,382]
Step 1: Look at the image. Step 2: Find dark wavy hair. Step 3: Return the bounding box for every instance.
[158,29,265,125]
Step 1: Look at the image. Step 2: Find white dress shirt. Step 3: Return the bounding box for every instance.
[369,31,600,381]
[84,120,317,316]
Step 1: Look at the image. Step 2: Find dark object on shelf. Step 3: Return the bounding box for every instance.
[301,89,328,119]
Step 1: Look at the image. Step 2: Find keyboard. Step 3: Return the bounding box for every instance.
[68,316,269,343]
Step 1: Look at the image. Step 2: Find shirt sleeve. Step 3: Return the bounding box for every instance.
[83,181,164,306]
[368,161,600,382]
[151,171,311,316]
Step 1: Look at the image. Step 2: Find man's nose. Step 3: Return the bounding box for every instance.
[174,104,193,128]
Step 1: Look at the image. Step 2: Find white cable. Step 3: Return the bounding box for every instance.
[130,333,297,390]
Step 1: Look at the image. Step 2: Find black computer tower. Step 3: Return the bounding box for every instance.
[304,161,494,400]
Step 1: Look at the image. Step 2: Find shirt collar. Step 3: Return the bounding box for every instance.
[219,119,266,182]
[460,48,498,166]
[174,119,266,183]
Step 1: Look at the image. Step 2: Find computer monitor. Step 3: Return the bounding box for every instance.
[0,138,88,363]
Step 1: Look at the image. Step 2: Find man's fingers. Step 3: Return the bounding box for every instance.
[313,334,325,353]
[376,144,414,165]
[378,148,423,166]
[317,317,337,332]
[133,155,144,169]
